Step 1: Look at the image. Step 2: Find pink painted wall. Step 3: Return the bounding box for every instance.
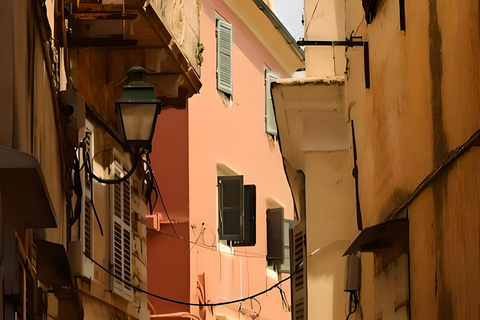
[148,0,296,318]
[187,0,295,319]
[147,107,190,314]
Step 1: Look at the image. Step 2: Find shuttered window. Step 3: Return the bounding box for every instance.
[111,160,133,301]
[216,20,233,95]
[265,69,279,136]
[232,185,256,247]
[81,121,94,279]
[279,219,293,273]
[267,208,284,263]
[218,175,244,241]
[291,220,307,320]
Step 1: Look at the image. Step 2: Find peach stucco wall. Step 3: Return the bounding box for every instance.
[187,0,295,319]
[148,0,298,318]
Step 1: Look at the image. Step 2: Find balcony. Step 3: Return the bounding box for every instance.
[64,0,201,121]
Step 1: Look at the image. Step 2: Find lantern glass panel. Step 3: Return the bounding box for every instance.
[120,104,157,141]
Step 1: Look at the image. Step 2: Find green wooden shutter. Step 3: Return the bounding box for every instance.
[216,20,233,95]
[267,207,284,262]
[218,175,244,241]
[232,185,256,247]
[265,69,279,136]
[279,219,293,273]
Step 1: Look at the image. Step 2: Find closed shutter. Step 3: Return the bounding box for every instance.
[265,69,279,136]
[279,219,293,273]
[291,220,307,320]
[216,20,233,95]
[111,160,133,300]
[267,208,284,262]
[81,121,94,278]
[218,175,244,241]
[232,185,256,247]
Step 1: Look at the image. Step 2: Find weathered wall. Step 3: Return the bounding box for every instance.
[185,0,297,318]
[149,0,202,74]
[304,0,346,78]
[345,0,480,318]
[147,106,190,314]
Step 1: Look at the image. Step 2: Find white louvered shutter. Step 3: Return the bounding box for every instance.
[81,120,94,279]
[265,69,279,136]
[216,20,233,95]
[122,168,133,299]
[111,160,133,300]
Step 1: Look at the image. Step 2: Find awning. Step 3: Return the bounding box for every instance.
[0,146,57,228]
[35,239,84,320]
[343,219,409,256]
[35,239,73,289]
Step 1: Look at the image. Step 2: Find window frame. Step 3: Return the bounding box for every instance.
[216,19,233,96]
[110,156,133,301]
[265,68,279,136]
[217,175,244,242]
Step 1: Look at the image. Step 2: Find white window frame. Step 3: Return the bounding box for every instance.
[110,155,133,301]
[265,68,279,136]
[80,119,95,279]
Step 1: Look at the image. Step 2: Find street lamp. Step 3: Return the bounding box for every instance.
[115,66,162,153]
[82,66,162,185]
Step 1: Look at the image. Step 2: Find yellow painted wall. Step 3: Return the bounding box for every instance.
[304,151,358,320]
[344,0,480,318]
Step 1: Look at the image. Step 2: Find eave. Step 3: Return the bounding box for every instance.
[271,77,348,172]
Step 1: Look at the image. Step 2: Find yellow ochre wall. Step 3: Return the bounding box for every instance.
[345,0,480,319]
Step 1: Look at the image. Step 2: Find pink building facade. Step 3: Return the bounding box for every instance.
[147,0,304,319]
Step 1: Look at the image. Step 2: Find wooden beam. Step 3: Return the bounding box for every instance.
[68,38,138,47]
[66,12,138,20]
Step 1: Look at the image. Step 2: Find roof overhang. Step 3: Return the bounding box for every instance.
[271,77,348,171]
[65,0,202,102]
[222,0,305,75]
[0,147,57,228]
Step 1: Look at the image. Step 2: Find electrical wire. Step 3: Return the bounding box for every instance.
[80,138,141,185]
[88,156,104,236]
[304,0,320,37]
[345,291,359,320]
[84,251,300,307]
[238,297,261,319]
[277,286,291,312]
[141,159,278,259]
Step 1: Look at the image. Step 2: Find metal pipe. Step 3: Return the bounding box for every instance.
[297,40,365,47]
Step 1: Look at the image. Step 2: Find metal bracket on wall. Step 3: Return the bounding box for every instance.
[297,36,370,89]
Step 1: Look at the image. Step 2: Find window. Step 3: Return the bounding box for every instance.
[80,120,94,279]
[291,220,307,320]
[218,175,244,241]
[265,68,279,136]
[232,185,256,247]
[279,219,293,273]
[111,159,133,301]
[216,19,233,95]
[266,207,284,264]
